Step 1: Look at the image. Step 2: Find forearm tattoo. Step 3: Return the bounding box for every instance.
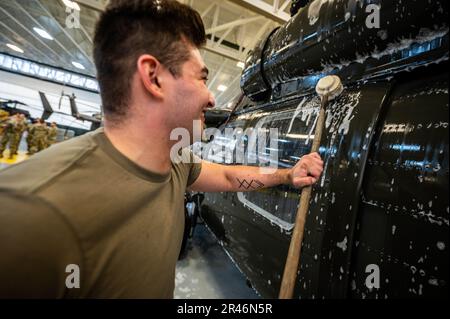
[236,178,265,190]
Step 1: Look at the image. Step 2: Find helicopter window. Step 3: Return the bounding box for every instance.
[237,96,321,228]
[202,95,322,228]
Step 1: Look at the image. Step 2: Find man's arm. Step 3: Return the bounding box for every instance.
[188,152,324,192]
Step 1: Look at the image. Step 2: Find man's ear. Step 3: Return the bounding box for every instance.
[137,54,164,100]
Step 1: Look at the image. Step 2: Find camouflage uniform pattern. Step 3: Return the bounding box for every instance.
[26,122,36,154]
[46,124,58,148]
[28,122,48,155]
[2,116,60,158]
[0,114,26,159]
[0,110,9,137]
[10,115,27,156]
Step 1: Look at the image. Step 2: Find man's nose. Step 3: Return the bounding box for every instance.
[207,92,216,109]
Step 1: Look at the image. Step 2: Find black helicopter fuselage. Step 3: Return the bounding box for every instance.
[199,0,449,298]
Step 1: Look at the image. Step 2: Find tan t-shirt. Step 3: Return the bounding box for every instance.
[0,128,201,298]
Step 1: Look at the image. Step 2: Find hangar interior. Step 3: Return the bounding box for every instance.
[0,0,290,298]
[0,0,287,119]
[0,0,448,299]
[0,0,286,160]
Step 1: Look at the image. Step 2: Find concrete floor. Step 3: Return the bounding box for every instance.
[175,223,260,299]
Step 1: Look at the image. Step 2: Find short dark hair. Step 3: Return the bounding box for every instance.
[93,0,206,121]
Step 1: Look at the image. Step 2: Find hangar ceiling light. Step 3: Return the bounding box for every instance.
[72,61,85,70]
[33,27,54,40]
[6,44,24,53]
[217,85,228,92]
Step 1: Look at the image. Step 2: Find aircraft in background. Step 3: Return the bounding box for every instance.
[39,91,102,131]
[0,98,31,118]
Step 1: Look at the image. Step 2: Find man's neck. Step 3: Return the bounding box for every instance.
[103,119,173,175]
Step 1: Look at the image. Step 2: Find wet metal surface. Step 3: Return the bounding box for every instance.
[201,0,448,299]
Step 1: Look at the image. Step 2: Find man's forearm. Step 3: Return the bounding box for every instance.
[189,154,323,193]
[224,165,292,192]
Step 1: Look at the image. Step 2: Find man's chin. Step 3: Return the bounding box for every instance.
[194,118,205,129]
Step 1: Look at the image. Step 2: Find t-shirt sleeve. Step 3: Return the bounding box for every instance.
[187,151,202,187]
[176,148,202,187]
[0,190,83,298]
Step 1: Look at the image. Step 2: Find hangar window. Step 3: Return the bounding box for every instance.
[0,53,99,92]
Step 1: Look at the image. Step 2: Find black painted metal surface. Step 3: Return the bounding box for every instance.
[241,0,448,102]
[349,71,449,298]
[201,0,449,298]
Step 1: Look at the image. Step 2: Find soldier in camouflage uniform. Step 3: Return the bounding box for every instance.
[26,118,37,155]
[46,122,58,148]
[0,114,26,159]
[0,113,12,158]
[29,119,48,155]
[0,109,9,138]
[10,114,27,156]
